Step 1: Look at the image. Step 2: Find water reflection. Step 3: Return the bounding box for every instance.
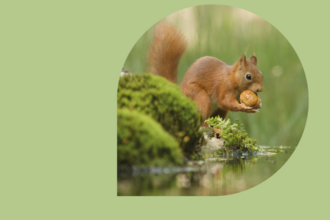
[117,146,294,196]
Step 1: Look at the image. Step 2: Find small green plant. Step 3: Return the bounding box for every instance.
[205,116,260,153]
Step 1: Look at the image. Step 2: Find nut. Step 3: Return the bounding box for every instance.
[240,90,260,108]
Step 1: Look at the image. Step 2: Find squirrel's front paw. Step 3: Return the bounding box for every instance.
[256,99,262,109]
[240,103,259,113]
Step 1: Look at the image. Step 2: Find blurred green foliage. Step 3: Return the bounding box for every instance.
[117,108,182,166]
[123,5,308,147]
[117,74,203,154]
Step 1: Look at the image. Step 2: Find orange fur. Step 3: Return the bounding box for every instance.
[147,24,187,84]
[147,24,263,125]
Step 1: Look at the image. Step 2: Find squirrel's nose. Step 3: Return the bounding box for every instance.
[257,87,263,92]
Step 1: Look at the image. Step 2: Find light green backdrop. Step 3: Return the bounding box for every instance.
[0,0,327,219]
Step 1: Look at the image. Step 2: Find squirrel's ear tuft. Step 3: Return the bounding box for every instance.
[250,55,257,66]
[239,54,247,67]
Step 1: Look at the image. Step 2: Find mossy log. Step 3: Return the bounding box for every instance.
[117,108,183,167]
[118,74,203,154]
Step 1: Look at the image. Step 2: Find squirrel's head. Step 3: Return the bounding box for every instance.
[234,54,263,94]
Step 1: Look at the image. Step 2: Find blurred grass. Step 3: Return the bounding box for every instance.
[123,5,308,147]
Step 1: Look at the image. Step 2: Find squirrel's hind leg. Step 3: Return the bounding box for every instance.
[211,108,228,119]
[181,84,211,126]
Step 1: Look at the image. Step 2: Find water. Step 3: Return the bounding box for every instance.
[117,146,295,196]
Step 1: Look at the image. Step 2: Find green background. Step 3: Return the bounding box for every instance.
[0,0,326,219]
[123,5,308,148]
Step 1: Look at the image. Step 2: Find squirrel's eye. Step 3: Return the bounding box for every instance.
[246,74,251,80]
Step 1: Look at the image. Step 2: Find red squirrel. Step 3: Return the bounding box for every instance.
[147,24,263,126]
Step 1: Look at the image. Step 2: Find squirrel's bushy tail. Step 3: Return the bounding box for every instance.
[147,24,187,84]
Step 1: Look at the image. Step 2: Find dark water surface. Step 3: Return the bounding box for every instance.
[117,146,295,196]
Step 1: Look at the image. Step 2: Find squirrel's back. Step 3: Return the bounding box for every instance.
[181,56,230,94]
[147,24,187,84]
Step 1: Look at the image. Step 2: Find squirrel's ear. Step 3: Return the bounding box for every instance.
[250,55,257,66]
[239,54,247,67]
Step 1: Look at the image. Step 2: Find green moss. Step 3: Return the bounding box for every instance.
[117,74,203,154]
[117,108,183,167]
[205,116,260,153]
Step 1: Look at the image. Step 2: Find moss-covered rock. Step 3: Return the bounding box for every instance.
[117,108,183,167]
[117,74,203,154]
